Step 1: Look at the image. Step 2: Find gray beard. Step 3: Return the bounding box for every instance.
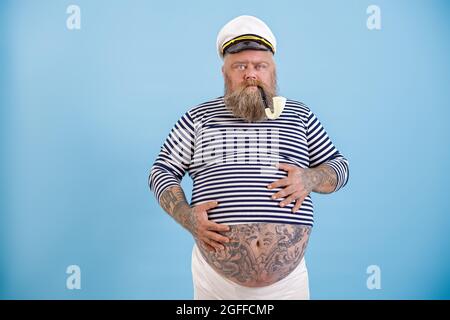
[224,81,277,123]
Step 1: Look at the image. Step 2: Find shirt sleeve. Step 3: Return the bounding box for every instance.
[306,108,350,192]
[148,110,195,203]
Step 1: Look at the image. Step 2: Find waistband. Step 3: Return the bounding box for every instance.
[191,243,309,299]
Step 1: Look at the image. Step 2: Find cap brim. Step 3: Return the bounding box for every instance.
[224,40,271,55]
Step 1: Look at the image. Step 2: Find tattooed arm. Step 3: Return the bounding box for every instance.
[308,164,338,194]
[159,185,230,251]
[159,185,193,229]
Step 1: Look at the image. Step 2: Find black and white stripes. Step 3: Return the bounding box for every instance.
[149,97,349,226]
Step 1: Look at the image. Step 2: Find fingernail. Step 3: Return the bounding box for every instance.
[280,203,284,207]
[267,185,272,189]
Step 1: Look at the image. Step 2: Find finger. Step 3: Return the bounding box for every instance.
[200,241,216,252]
[206,230,230,244]
[201,201,219,210]
[271,185,296,200]
[203,237,225,251]
[292,199,302,212]
[267,178,289,189]
[292,194,306,212]
[205,219,230,231]
[280,194,296,207]
[275,163,294,172]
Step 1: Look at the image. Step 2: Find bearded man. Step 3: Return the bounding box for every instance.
[148,15,350,300]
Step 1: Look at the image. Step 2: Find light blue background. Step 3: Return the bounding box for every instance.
[1,0,449,299]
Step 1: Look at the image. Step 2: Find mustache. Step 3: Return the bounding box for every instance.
[237,79,265,90]
[223,71,278,123]
[236,80,272,105]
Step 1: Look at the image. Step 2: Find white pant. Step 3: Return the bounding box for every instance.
[191,243,310,300]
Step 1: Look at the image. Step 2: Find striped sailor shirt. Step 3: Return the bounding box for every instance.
[149,96,349,227]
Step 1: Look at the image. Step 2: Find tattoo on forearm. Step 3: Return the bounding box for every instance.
[160,186,196,234]
[312,164,337,194]
[197,223,311,286]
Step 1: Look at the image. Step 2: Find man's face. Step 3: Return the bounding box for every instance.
[222,50,277,122]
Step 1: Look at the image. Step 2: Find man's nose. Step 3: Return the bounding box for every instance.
[244,67,257,81]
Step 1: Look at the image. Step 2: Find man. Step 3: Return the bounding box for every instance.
[148,15,349,299]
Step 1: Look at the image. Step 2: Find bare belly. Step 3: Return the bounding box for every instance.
[196,223,311,288]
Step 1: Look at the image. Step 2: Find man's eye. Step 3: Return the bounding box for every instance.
[235,64,246,70]
[256,64,267,70]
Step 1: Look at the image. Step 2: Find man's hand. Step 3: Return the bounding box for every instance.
[160,186,230,252]
[179,201,230,252]
[267,163,338,212]
[267,163,316,213]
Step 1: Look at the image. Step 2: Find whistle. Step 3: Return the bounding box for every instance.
[257,86,286,120]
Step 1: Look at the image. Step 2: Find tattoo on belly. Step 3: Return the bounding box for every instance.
[197,223,311,287]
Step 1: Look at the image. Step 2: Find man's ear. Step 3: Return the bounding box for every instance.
[221,65,224,76]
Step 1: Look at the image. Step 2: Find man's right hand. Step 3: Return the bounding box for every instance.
[183,201,230,252]
[159,186,230,252]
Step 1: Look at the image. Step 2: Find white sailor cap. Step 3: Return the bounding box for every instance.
[216,15,277,59]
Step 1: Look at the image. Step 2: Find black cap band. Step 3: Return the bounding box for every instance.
[222,34,275,55]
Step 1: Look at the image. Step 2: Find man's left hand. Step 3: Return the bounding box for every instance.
[267,163,316,213]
